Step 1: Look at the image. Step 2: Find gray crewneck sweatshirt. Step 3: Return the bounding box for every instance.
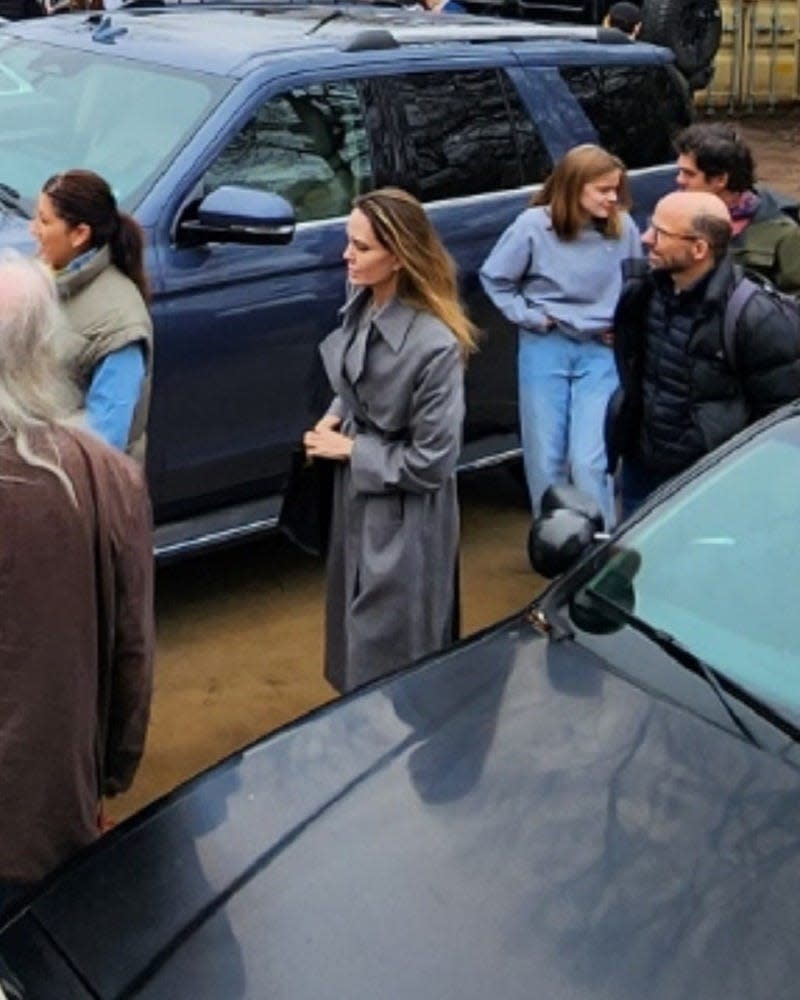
[480,205,643,340]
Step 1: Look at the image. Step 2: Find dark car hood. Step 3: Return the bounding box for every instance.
[3,617,800,999]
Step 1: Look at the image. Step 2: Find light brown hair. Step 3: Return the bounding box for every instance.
[531,144,631,240]
[353,188,477,357]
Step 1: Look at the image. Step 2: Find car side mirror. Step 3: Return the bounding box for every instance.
[178,186,296,247]
[528,484,605,578]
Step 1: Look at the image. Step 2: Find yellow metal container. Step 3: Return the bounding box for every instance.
[696,0,800,108]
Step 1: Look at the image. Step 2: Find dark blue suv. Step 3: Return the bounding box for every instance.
[0,4,692,556]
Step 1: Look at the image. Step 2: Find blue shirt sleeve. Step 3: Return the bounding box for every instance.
[85,343,146,451]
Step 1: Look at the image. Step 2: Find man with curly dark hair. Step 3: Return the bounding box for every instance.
[675,122,800,296]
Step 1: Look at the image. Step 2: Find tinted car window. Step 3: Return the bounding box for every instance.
[204,81,373,222]
[558,65,692,169]
[363,69,551,201]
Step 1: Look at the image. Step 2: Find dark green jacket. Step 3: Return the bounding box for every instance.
[732,187,800,297]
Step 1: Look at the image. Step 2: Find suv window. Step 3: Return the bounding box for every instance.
[204,81,373,223]
[558,65,692,169]
[363,69,552,201]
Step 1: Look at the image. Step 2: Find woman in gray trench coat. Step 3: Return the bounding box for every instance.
[303,187,477,694]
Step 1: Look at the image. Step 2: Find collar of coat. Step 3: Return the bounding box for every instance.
[650,254,735,319]
[55,244,112,300]
[339,286,417,353]
[750,185,799,226]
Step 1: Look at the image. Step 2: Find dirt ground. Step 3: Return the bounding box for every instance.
[107,108,800,824]
[108,467,536,821]
[724,107,800,199]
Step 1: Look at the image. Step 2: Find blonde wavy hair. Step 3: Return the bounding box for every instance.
[0,253,79,503]
[531,144,631,241]
[353,188,478,357]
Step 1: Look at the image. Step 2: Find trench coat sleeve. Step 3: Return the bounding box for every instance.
[480,213,549,331]
[350,341,464,495]
[326,395,346,421]
[102,466,155,796]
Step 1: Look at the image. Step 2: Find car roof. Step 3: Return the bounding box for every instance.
[1,3,669,77]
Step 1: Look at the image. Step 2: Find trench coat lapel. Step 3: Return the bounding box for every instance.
[319,290,417,399]
[372,297,416,355]
[318,287,369,395]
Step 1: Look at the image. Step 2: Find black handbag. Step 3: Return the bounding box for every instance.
[278,447,335,558]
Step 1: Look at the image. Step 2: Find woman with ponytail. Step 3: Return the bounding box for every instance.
[31,169,153,462]
[303,186,476,693]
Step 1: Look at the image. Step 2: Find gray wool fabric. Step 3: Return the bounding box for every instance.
[319,289,464,693]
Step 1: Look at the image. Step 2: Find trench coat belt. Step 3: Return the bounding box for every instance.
[353,416,407,443]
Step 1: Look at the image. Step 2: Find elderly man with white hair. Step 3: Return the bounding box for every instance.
[0,254,154,914]
[607,190,800,516]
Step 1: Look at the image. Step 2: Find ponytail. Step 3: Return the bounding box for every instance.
[110,212,150,302]
[42,169,149,301]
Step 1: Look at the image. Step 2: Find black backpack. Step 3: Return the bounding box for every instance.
[723,271,800,370]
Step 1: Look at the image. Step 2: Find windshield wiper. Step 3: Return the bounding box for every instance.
[584,584,800,749]
[0,183,29,220]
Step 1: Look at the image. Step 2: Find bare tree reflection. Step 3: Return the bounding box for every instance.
[389,639,515,804]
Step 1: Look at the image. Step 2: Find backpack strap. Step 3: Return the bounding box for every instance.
[723,276,760,370]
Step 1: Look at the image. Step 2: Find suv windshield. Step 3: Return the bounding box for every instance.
[568,415,800,722]
[0,37,230,211]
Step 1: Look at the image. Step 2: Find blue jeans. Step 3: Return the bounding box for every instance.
[518,331,618,529]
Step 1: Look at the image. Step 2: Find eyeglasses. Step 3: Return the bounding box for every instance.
[646,219,701,242]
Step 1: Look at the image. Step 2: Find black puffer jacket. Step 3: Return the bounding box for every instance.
[0,0,43,17]
[608,255,800,475]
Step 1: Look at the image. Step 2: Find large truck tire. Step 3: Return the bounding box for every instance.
[640,0,722,79]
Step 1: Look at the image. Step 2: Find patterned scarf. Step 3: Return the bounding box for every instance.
[727,190,761,236]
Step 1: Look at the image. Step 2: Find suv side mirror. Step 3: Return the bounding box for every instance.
[178,186,296,247]
[528,484,605,578]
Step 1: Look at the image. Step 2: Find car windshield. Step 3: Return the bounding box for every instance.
[0,36,230,211]
[570,415,800,723]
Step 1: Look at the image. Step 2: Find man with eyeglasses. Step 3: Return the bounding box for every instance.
[606,190,800,516]
[675,122,800,296]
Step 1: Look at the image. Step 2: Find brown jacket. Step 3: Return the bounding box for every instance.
[0,426,154,883]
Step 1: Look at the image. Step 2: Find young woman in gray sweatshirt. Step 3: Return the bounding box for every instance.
[481,143,642,528]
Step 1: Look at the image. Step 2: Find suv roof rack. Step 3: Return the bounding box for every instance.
[399,22,628,41]
[342,21,622,47]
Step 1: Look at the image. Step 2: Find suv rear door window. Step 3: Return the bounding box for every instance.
[363,69,552,201]
[558,65,692,169]
[203,81,372,222]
